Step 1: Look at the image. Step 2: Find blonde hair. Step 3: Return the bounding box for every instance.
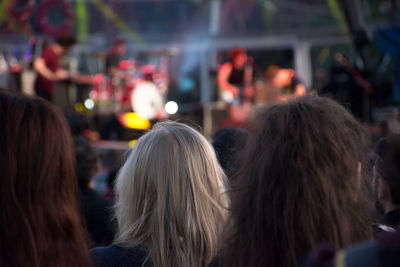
[115,121,228,267]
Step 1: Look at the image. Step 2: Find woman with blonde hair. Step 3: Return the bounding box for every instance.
[91,121,228,267]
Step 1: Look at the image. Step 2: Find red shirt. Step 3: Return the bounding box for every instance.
[34,46,60,93]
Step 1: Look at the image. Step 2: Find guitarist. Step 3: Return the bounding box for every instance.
[217,47,253,122]
[34,34,77,102]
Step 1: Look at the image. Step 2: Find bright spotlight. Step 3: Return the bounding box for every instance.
[84,98,95,110]
[165,101,178,115]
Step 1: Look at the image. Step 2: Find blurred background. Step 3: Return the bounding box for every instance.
[1,0,399,140]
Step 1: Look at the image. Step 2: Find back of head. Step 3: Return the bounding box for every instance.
[115,121,228,267]
[55,33,77,48]
[0,90,89,267]
[212,127,249,179]
[74,136,98,190]
[222,95,372,267]
[374,134,400,205]
[113,37,126,47]
[229,47,246,62]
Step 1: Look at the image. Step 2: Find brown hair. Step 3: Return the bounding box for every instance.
[55,33,77,48]
[374,134,400,205]
[0,90,90,267]
[221,95,373,267]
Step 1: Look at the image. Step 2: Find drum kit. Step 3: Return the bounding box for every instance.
[89,60,169,120]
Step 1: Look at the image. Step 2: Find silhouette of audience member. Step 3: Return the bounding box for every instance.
[212,127,250,179]
[305,135,400,266]
[373,135,400,231]
[74,136,116,247]
[301,135,400,267]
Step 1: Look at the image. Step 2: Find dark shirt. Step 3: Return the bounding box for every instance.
[299,242,380,267]
[383,209,400,229]
[91,245,150,267]
[228,65,245,87]
[105,53,121,75]
[80,187,115,248]
[91,244,220,267]
[301,228,400,267]
[34,46,60,95]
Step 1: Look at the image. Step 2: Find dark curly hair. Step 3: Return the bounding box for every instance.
[221,95,373,267]
[374,134,400,205]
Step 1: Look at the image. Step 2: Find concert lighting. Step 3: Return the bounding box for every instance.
[165,101,178,115]
[84,98,95,110]
[129,140,137,147]
[117,112,151,130]
[74,102,85,113]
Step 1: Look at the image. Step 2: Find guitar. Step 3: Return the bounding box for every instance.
[220,85,253,105]
[67,73,96,85]
[220,85,254,122]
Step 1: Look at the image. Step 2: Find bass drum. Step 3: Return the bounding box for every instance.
[131,81,165,120]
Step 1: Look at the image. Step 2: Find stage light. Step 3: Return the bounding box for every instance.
[74,102,84,113]
[165,101,178,115]
[94,73,104,83]
[84,98,95,110]
[179,77,194,92]
[129,140,137,147]
[119,60,130,69]
[117,112,151,130]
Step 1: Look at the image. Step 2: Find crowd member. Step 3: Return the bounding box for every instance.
[265,65,306,102]
[93,149,123,197]
[220,95,373,267]
[74,136,116,247]
[303,134,400,267]
[373,135,400,231]
[91,121,228,267]
[103,169,118,200]
[212,127,250,180]
[0,90,90,267]
[34,34,77,102]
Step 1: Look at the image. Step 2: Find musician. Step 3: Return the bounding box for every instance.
[105,38,127,79]
[266,66,306,102]
[218,47,253,105]
[34,34,77,102]
[218,47,253,122]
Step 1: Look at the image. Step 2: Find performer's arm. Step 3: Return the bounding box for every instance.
[244,65,253,85]
[294,84,306,96]
[217,63,239,97]
[244,65,254,98]
[34,58,68,81]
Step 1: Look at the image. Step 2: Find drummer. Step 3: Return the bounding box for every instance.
[105,38,128,79]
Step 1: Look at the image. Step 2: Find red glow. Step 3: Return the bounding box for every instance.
[119,60,130,69]
[94,74,104,83]
[141,65,155,74]
[11,64,22,73]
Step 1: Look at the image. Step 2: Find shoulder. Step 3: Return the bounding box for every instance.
[90,244,149,267]
[300,242,380,267]
[41,47,55,58]
[208,255,220,267]
[219,63,232,73]
[340,241,380,267]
